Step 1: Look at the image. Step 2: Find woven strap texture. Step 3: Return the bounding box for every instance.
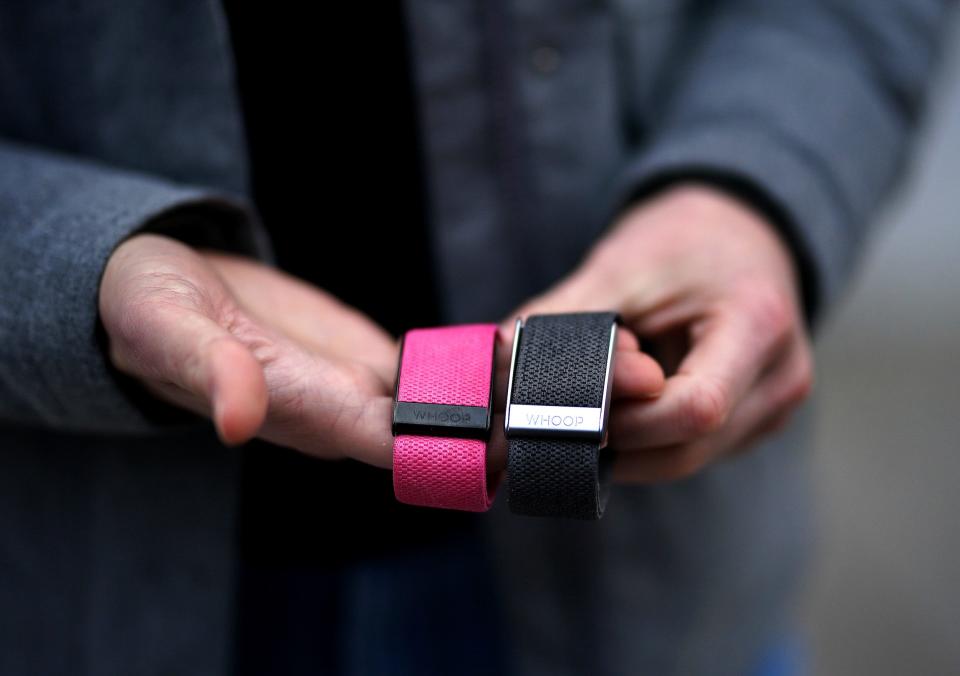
[393,324,498,512]
[508,312,616,519]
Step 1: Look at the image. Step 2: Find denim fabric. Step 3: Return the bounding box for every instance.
[752,637,805,676]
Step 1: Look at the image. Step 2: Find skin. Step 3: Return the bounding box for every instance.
[504,184,814,482]
[99,183,812,483]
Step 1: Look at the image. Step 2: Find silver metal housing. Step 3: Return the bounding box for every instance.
[503,318,523,436]
[505,317,618,446]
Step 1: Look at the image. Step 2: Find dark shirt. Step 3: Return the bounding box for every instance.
[222,1,475,565]
[221,4,500,674]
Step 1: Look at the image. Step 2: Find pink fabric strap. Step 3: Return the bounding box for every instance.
[393,324,499,512]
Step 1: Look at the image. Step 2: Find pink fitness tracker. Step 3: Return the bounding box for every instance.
[392,324,499,512]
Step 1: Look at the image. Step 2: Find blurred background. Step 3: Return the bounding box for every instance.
[800,15,960,676]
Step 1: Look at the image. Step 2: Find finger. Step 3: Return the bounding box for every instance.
[611,350,665,400]
[486,413,508,473]
[617,328,640,352]
[609,373,728,451]
[609,302,789,449]
[331,394,396,469]
[492,325,664,410]
[675,284,795,402]
[611,338,812,483]
[209,339,269,444]
[611,404,790,485]
[262,358,397,468]
[111,305,268,446]
[724,338,813,457]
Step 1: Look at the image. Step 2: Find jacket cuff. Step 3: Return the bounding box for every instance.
[0,141,269,433]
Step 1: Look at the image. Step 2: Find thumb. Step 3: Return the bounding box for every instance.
[108,305,268,446]
[100,234,268,445]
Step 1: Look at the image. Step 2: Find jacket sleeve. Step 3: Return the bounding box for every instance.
[613,0,953,321]
[0,139,270,434]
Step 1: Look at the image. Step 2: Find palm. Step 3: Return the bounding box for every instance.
[214,303,394,465]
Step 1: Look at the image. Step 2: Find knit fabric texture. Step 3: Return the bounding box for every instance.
[397,324,494,406]
[507,313,616,519]
[394,324,499,512]
[510,312,615,407]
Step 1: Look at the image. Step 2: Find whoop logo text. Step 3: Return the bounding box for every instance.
[525,413,584,428]
[413,409,470,424]
[507,404,603,438]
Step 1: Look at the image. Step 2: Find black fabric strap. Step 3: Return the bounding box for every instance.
[507,312,617,519]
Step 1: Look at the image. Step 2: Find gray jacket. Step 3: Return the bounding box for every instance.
[0,1,948,674]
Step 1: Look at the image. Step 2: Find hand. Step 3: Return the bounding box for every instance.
[485,322,665,472]
[505,184,814,483]
[99,233,399,467]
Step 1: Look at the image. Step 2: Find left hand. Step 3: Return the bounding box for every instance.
[502,184,814,483]
[99,234,400,466]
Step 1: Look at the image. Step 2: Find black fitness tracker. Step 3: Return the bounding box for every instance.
[505,312,618,519]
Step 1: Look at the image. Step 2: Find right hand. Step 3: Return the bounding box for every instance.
[99,233,399,467]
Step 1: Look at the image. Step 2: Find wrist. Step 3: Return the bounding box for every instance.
[579,180,806,332]
[621,181,775,235]
[655,183,805,305]
[617,176,817,324]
